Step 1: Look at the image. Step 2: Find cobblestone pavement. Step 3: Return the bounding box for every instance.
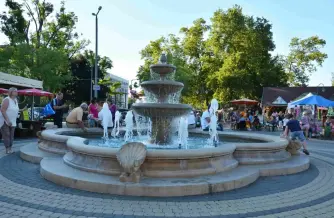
[0,136,334,217]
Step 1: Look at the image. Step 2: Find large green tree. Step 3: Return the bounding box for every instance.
[137,5,288,108]
[0,0,89,90]
[285,36,327,86]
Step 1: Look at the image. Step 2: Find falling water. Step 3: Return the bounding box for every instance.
[178,116,188,149]
[99,103,112,139]
[124,111,134,142]
[209,99,219,147]
[111,111,121,138]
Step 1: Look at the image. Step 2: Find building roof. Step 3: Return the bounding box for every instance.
[0,72,43,89]
[262,86,334,106]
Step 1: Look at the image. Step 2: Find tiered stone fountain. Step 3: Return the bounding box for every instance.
[20,53,310,197]
[132,53,192,145]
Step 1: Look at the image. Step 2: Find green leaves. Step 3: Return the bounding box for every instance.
[137,5,288,108]
[286,36,327,86]
[0,0,89,91]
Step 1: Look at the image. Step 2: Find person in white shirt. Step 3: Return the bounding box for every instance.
[201,104,223,131]
[0,87,26,154]
[188,111,196,129]
[283,114,289,131]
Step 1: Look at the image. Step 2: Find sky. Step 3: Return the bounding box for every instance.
[0,0,333,86]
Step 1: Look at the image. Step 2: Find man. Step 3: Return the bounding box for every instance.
[66,103,88,131]
[107,99,117,125]
[283,113,310,155]
[51,93,66,128]
[201,104,223,131]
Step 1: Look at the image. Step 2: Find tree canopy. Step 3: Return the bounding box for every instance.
[0,0,89,91]
[137,5,327,108]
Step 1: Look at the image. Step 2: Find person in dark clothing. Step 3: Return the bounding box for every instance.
[51,93,66,128]
[282,114,310,155]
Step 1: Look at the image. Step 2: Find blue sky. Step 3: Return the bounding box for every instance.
[0,0,333,86]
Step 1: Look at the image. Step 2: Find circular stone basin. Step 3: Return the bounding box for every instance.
[132,103,192,117]
[64,135,238,178]
[150,63,176,77]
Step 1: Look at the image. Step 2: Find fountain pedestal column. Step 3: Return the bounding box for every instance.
[150,118,173,145]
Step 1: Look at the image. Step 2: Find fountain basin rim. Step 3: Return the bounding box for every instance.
[140,80,184,87]
[41,128,103,143]
[132,103,192,109]
[66,136,236,159]
[150,63,176,69]
[189,129,289,150]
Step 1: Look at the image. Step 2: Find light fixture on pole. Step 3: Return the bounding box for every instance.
[92,6,102,98]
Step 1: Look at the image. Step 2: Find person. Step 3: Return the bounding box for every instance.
[65,103,88,131]
[51,93,66,128]
[283,114,289,131]
[201,104,223,131]
[88,98,98,127]
[107,100,117,125]
[188,110,196,129]
[0,87,27,154]
[283,114,310,155]
[300,111,311,139]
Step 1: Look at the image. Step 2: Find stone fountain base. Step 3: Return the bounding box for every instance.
[40,155,309,197]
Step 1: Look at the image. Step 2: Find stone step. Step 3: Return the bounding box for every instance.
[40,155,309,197]
[20,143,61,164]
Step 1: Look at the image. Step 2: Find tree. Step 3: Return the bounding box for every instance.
[285,36,327,86]
[137,5,288,108]
[62,50,113,105]
[0,0,89,90]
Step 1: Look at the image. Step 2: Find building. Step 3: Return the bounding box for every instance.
[0,72,43,89]
[106,73,129,109]
[261,86,334,107]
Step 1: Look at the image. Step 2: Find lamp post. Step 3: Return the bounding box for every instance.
[92,6,102,98]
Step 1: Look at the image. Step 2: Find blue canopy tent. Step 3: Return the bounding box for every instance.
[289,94,334,107]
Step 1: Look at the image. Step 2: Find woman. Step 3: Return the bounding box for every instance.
[301,111,311,139]
[0,87,26,154]
[88,98,98,127]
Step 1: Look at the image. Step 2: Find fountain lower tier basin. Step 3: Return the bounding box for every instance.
[40,155,310,197]
[132,103,192,118]
[141,80,184,103]
[65,136,238,178]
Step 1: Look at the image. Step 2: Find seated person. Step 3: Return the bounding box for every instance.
[66,103,88,131]
[188,111,196,129]
[252,116,261,130]
[201,105,223,131]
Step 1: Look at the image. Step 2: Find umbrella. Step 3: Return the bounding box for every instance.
[231,98,258,105]
[17,88,53,97]
[290,94,334,107]
[17,88,53,120]
[0,88,8,95]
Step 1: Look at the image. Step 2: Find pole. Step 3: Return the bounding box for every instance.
[94,15,98,98]
[90,65,93,101]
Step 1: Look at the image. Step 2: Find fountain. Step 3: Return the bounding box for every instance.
[132,53,192,145]
[19,53,310,197]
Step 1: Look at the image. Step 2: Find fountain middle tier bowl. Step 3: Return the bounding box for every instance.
[132,103,192,118]
[150,63,176,78]
[141,80,184,99]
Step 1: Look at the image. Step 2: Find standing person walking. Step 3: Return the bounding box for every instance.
[0,87,26,154]
[51,93,66,128]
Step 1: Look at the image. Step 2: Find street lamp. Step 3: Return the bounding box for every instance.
[92,6,102,98]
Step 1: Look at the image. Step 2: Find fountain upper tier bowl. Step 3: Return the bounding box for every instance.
[140,80,184,102]
[132,103,192,118]
[150,63,176,79]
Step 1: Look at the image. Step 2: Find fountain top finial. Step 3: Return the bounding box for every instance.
[159,53,167,64]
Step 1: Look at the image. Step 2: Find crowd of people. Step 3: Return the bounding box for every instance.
[0,88,317,156]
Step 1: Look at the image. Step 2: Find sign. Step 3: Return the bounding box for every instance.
[272,96,287,105]
[93,85,100,91]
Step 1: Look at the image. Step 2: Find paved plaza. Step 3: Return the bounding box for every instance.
[0,134,334,218]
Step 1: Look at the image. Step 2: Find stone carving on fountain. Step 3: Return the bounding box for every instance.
[116,142,147,183]
[132,53,192,145]
[286,139,302,155]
